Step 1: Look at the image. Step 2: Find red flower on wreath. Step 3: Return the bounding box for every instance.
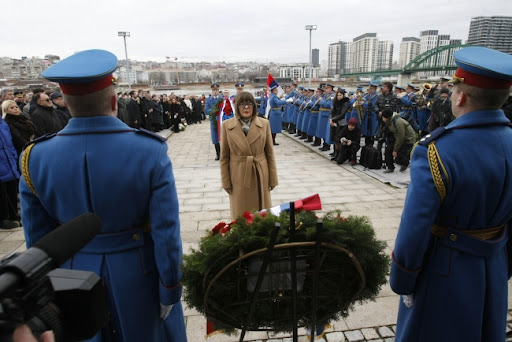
[211,220,236,236]
[242,211,267,225]
[212,222,227,235]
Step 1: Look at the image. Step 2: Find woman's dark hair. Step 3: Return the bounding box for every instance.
[383,82,393,92]
[234,92,257,118]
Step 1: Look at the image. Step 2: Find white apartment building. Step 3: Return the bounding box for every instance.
[278,64,320,81]
[468,16,512,55]
[351,33,378,73]
[399,37,420,68]
[377,40,394,70]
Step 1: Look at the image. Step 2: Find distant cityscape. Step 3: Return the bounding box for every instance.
[1,16,511,91]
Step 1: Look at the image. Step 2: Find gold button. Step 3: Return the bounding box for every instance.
[449,234,457,242]
[133,233,141,241]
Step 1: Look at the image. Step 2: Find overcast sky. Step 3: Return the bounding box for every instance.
[3,0,511,64]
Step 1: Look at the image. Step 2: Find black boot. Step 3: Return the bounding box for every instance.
[214,143,220,161]
[330,151,338,161]
[272,133,279,146]
[320,143,330,151]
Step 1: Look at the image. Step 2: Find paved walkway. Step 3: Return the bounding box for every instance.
[2,121,511,341]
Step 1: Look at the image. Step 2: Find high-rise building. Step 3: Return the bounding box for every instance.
[467,16,512,54]
[419,30,456,76]
[352,33,378,73]
[328,41,350,76]
[312,49,319,66]
[377,40,394,70]
[399,37,420,68]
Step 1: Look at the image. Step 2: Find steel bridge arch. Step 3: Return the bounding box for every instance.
[403,44,471,74]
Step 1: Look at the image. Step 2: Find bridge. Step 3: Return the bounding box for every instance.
[340,44,470,83]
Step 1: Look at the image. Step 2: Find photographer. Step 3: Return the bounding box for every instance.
[335,117,361,165]
[381,108,416,172]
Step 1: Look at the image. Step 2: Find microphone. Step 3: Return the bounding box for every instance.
[0,213,102,296]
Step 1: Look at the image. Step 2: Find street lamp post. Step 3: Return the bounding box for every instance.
[305,25,317,88]
[118,31,131,90]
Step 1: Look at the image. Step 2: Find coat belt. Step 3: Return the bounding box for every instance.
[431,224,504,241]
[320,108,331,111]
[81,221,151,254]
[231,153,266,189]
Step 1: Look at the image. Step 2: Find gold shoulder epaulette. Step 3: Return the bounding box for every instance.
[21,143,37,196]
[427,141,449,203]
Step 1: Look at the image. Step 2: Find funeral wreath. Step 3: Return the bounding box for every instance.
[181,208,390,334]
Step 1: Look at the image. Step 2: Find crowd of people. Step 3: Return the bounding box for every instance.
[0,88,73,229]
[256,77,512,173]
[0,86,213,230]
[116,90,206,133]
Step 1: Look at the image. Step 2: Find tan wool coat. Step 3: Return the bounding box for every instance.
[220,116,278,221]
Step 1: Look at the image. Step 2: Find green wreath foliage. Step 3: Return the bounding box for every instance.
[182,210,390,333]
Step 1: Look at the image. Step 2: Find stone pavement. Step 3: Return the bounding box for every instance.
[1,121,512,341]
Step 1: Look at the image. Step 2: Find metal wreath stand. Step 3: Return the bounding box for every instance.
[203,202,367,342]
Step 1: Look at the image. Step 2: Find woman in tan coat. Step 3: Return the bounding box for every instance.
[220,92,278,221]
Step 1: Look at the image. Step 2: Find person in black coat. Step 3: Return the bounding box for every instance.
[126,91,142,128]
[139,90,152,130]
[329,89,351,161]
[169,97,182,133]
[2,100,36,156]
[429,88,454,131]
[192,95,202,124]
[335,117,361,165]
[51,92,72,128]
[161,95,172,129]
[30,93,64,138]
[150,95,163,132]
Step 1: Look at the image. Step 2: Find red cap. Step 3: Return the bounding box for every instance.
[59,75,115,96]
[348,118,358,126]
[452,68,512,90]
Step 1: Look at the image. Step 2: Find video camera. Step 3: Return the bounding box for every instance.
[0,214,109,342]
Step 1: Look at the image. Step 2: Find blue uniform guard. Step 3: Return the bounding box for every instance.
[390,46,512,342]
[21,49,187,342]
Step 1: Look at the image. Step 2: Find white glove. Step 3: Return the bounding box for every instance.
[160,303,174,320]
[402,294,414,308]
[286,98,294,103]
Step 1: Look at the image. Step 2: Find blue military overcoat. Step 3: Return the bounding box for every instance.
[390,109,512,342]
[361,93,378,137]
[301,96,315,134]
[295,96,306,130]
[318,94,333,141]
[205,95,223,144]
[20,116,186,342]
[269,94,287,134]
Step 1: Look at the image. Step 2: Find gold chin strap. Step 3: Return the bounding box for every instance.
[427,142,449,203]
[21,143,37,197]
